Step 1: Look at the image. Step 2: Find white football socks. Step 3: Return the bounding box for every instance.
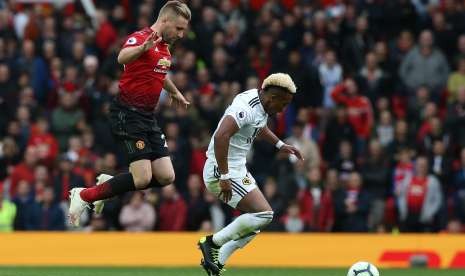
[218,231,258,265]
[212,211,273,246]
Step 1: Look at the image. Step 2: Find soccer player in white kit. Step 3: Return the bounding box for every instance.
[198,73,303,275]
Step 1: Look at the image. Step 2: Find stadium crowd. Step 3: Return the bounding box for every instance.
[1,0,465,233]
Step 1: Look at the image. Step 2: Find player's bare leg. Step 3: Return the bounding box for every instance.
[150,156,175,186]
[129,159,153,189]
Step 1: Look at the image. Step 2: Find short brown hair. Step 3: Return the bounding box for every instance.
[159,1,191,21]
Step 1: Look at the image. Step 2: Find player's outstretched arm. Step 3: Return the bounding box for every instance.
[163,77,190,108]
[259,126,304,160]
[214,116,239,174]
[117,32,161,65]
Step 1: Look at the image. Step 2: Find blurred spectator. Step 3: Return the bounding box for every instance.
[445,219,463,233]
[319,50,342,108]
[31,186,66,231]
[284,50,322,108]
[9,146,38,198]
[84,214,108,232]
[356,51,390,104]
[374,111,394,148]
[0,184,16,232]
[398,156,442,232]
[203,192,226,232]
[28,117,59,168]
[318,169,338,232]
[15,40,49,103]
[361,140,390,231]
[388,120,415,160]
[157,185,187,231]
[429,140,451,191]
[431,11,456,63]
[51,92,84,151]
[333,172,370,232]
[285,121,321,170]
[417,116,449,154]
[263,177,285,231]
[119,191,156,232]
[399,30,450,98]
[447,56,465,103]
[323,106,357,162]
[452,148,465,223]
[331,140,357,184]
[185,174,210,231]
[342,16,373,74]
[446,87,465,149]
[280,201,305,233]
[16,105,32,149]
[95,9,117,56]
[0,137,21,181]
[331,78,374,153]
[297,167,323,231]
[408,90,435,129]
[12,180,35,230]
[393,147,415,197]
[0,63,18,120]
[53,154,85,203]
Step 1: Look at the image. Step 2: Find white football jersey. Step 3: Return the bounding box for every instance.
[206,89,268,172]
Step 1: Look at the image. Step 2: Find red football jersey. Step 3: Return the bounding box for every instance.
[118,27,171,111]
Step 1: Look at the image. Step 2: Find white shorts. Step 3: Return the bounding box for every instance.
[203,158,258,208]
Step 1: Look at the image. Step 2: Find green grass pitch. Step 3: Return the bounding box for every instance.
[0,267,464,276]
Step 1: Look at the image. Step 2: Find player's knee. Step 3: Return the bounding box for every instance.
[157,172,175,186]
[132,171,152,189]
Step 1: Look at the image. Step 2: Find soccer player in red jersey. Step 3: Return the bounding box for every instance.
[68,1,191,226]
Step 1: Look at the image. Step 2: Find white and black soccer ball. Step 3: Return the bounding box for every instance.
[347,261,380,276]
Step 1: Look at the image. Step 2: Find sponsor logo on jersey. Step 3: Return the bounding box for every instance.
[157,57,171,69]
[154,57,171,73]
[135,140,145,150]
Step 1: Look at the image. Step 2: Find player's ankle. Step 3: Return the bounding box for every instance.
[208,235,221,248]
[79,189,93,203]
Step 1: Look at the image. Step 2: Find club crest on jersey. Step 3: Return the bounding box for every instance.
[135,140,145,150]
[242,177,252,185]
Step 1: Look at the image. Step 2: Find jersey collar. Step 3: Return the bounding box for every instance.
[255,90,266,115]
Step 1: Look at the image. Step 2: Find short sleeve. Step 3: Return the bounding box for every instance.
[122,33,145,48]
[224,104,254,128]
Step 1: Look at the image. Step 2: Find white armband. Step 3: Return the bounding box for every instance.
[220,173,231,180]
[275,140,285,149]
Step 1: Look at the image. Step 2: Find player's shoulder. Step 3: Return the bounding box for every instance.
[232,89,259,109]
[129,27,152,38]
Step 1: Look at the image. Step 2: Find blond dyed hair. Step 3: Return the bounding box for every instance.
[159,1,191,21]
[261,73,297,94]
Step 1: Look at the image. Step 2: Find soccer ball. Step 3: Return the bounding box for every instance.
[347,261,380,276]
